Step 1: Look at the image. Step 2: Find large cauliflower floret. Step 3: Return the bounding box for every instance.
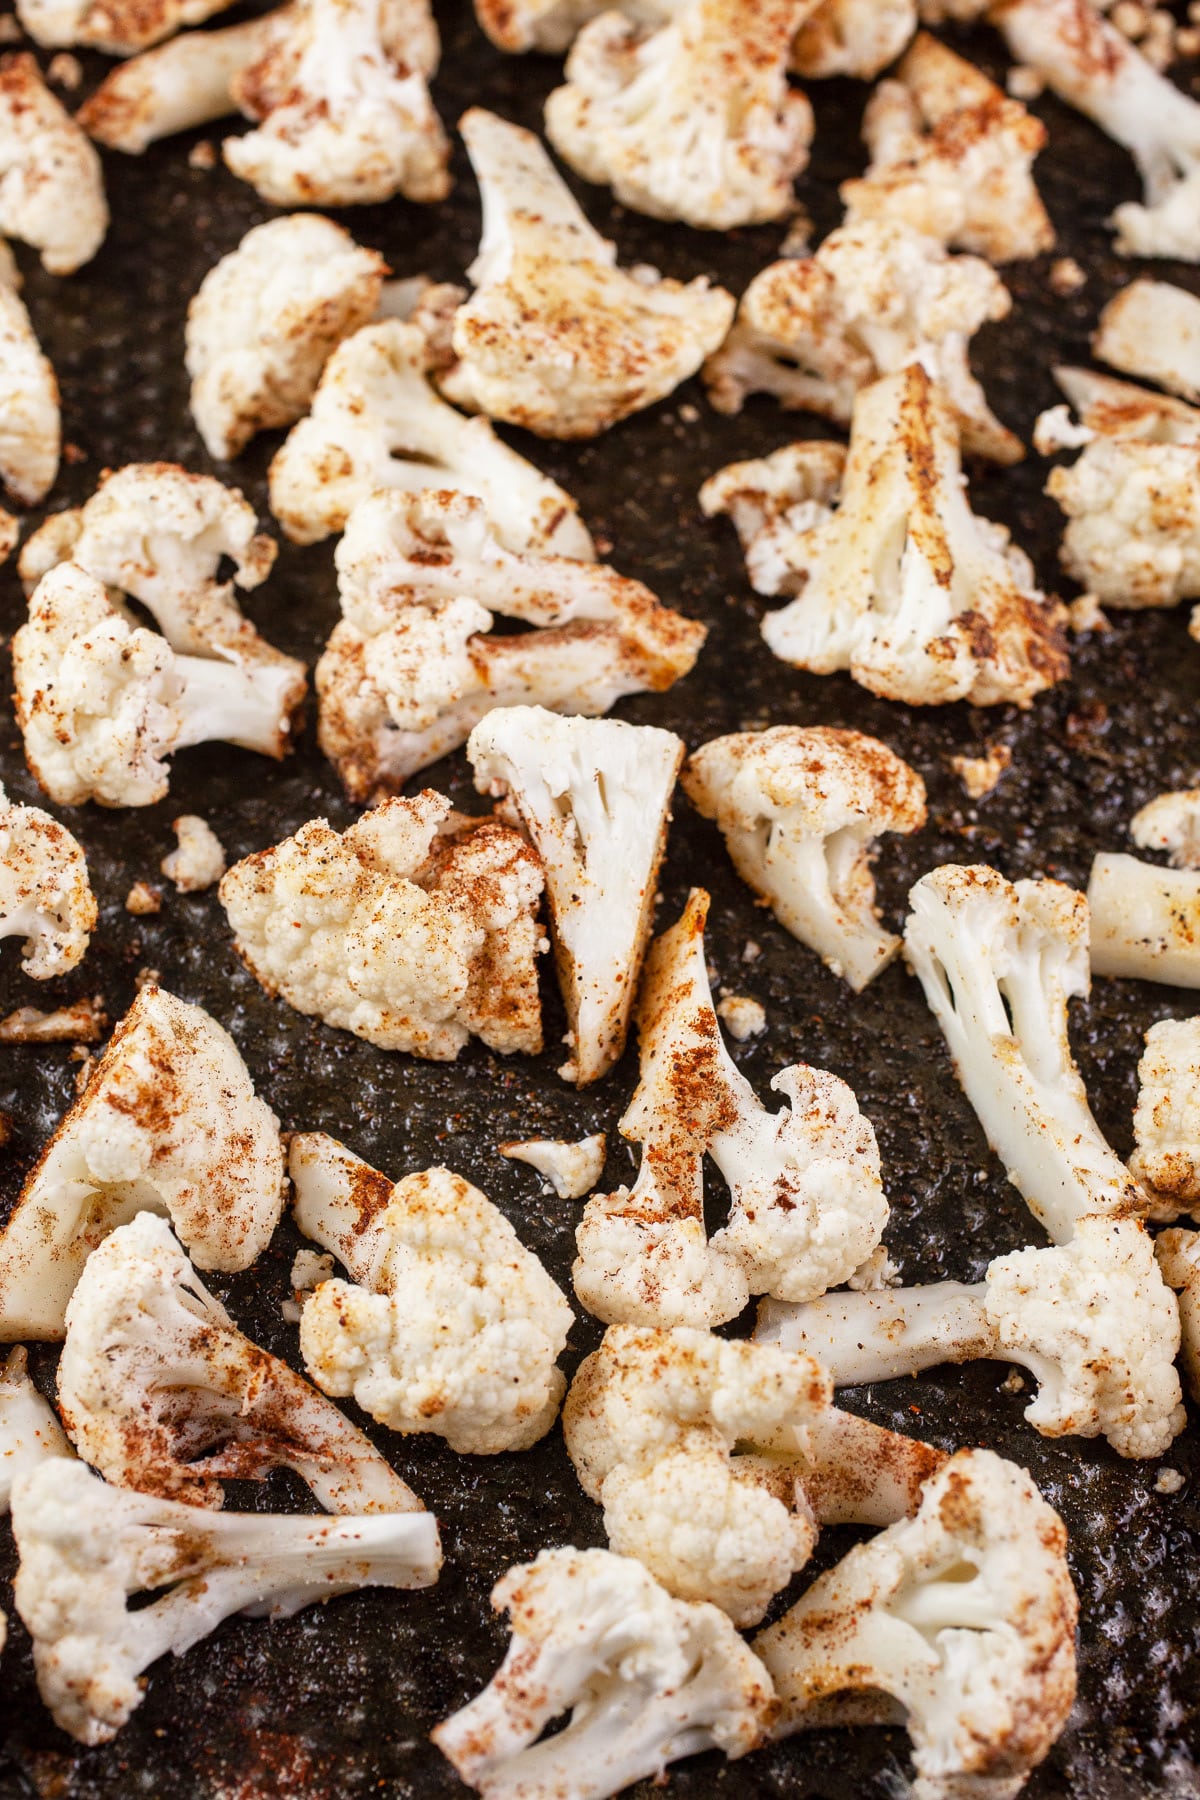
[186,215,388,461]
[756,1449,1077,1800]
[0,985,285,1340]
[0,53,108,274]
[289,1134,573,1454]
[269,318,594,552]
[12,1457,441,1747]
[574,888,888,1323]
[16,0,237,52]
[1093,279,1200,406]
[1045,436,1200,610]
[544,0,814,232]
[223,0,450,207]
[432,1546,776,1798]
[564,1325,946,1625]
[704,364,1067,708]
[841,33,1054,263]
[0,1347,71,1513]
[791,0,915,77]
[0,247,59,507]
[683,726,927,992]
[435,109,735,436]
[318,490,705,797]
[704,217,1020,465]
[0,780,96,978]
[219,791,546,1061]
[1087,852,1200,988]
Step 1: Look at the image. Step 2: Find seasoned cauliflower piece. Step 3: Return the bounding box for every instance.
[0,1347,71,1513]
[17,0,237,52]
[1046,436,1200,609]
[705,365,1067,708]
[433,1547,776,1797]
[700,437,845,596]
[544,0,814,231]
[0,52,107,273]
[1156,1227,1200,1399]
[564,1325,945,1624]
[791,0,915,77]
[574,888,888,1324]
[0,985,285,1339]
[1048,364,1200,445]
[269,318,594,552]
[187,215,388,460]
[0,780,96,977]
[223,0,450,207]
[841,34,1054,262]
[289,1134,573,1454]
[0,248,59,506]
[1094,279,1200,404]
[468,705,683,1085]
[704,217,1020,465]
[1131,790,1200,869]
[500,1132,607,1197]
[757,1449,1077,1799]
[683,726,927,992]
[318,490,704,797]
[1130,1020,1200,1220]
[219,792,546,1061]
[473,0,677,52]
[1088,852,1200,988]
[161,814,226,892]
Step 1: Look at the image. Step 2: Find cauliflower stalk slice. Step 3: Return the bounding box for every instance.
[0,780,97,978]
[1087,852,1200,988]
[0,985,285,1340]
[432,1546,777,1799]
[468,705,682,1085]
[0,1346,71,1513]
[0,52,108,274]
[564,1325,947,1625]
[755,1449,1078,1800]
[219,791,546,1061]
[704,364,1067,708]
[682,726,927,992]
[544,0,815,232]
[58,1212,427,1514]
[573,887,889,1324]
[289,1134,573,1454]
[436,109,735,437]
[12,1457,442,1747]
[0,247,60,507]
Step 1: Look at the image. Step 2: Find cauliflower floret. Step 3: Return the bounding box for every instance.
[289,1134,573,1454]
[1087,851,1200,987]
[161,814,226,892]
[223,0,450,207]
[501,1133,607,1198]
[0,985,285,1339]
[58,1211,426,1512]
[467,705,684,1085]
[187,215,388,460]
[564,1325,945,1624]
[757,1449,1077,1800]
[699,437,845,596]
[544,0,814,231]
[17,0,237,52]
[219,791,546,1061]
[703,218,1021,465]
[473,0,677,52]
[682,726,927,992]
[704,364,1067,708]
[433,1547,776,1797]
[1131,790,1200,869]
[1156,1227,1200,1400]
[574,888,888,1323]
[12,1457,441,1746]
[0,52,107,273]
[317,489,705,797]
[1046,437,1200,609]
[269,318,594,551]
[791,0,915,77]
[0,248,59,506]
[0,779,96,977]
[1049,364,1200,445]
[0,1346,71,1513]
[840,33,1054,262]
[1093,279,1200,404]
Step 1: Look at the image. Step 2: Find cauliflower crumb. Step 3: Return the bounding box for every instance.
[1001,1368,1027,1393]
[742,940,761,962]
[715,993,767,1040]
[134,966,160,991]
[1155,1466,1186,1493]
[1110,0,1147,35]
[124,881,162,916]
[1049,256,1086,295]
[1068,594,1112,634]
[847,1245,901,1290]
[46,51,80,86]
[291,1247,334,1291]
[187,138,217,169]
[0,997,106,1042]
[1007,63,1044,99]
[500,1134,607,1200]
[950,744,1012,800]
[161,815,226,893]
[0,509,17,562]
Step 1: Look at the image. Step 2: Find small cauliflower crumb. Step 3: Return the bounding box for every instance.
[1007,63,1045,99]
[847,1245,901,1290]
[1155,1467,1185,1494]
[716,993,767,1041]
[133,966,160,991]
[46,53,82,89]
[187,139,217,170]
[291,1248,335,1304]
[0,508,18,562]
[742,940,762,963]
[1048,257,1086,295]
[1067,595,1112,635]
[1001,1369,1027,1394]
[0,997,106,1042]
[777,208,815,258]
[161,816,226,893]
[501,1134,607,1200]
[950,744,1012,800]
[124,881,162,916]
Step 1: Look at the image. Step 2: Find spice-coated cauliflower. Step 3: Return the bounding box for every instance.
[0,780,96,979]
[0,53,108,274]
[0,246,59,507]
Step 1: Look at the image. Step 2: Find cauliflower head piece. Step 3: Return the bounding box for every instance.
[0,251,59,507]
[0,780,96,979]
[1131,1016,1200,1220]
[0,52,108,274]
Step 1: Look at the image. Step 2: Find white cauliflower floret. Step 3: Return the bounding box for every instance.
[994,0,1200,260]
[756,1449,1077,1800]
[544,0,814,231]
[563,1325,946,1624]
[1093,279,1200,404]
[161,813,226,892]
[186,215,387,460]
[58,1211,426,1512]
[219,792,546,1061]
[1132,791,1200,871]
[0,1346,71,1513]
[467,705,684,1085]
[501,1132,607,1198]
[436,109,735,435]
[573,888,888,1324]
[683,726,927,992]
[0,780,96,978]
[432,1547,776,1797]
[17,0,237,52]
[1048,364,1200,445]
[223,0,450,207]
[12,1457,441,1746]
[318,489,704,797]
[0,52,107,273]
[0,985,285,1339]
[791,0,915,78]
[1156,1227,1200,1400]
[704,364,1067,708]
[269,318,594,551]
[1087,852,1200,987]
[1045,436,1200,609]
[473,0,677,52]
[289,1134,573,1454]
[699,437,845,597]
[0,248,59,506]
[703,218,1021,465]
[840,34,1054,263]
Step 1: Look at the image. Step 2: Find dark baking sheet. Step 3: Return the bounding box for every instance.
[1,6,1199,1794]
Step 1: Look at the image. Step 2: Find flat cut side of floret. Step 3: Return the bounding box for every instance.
[1088,852,1200,987]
